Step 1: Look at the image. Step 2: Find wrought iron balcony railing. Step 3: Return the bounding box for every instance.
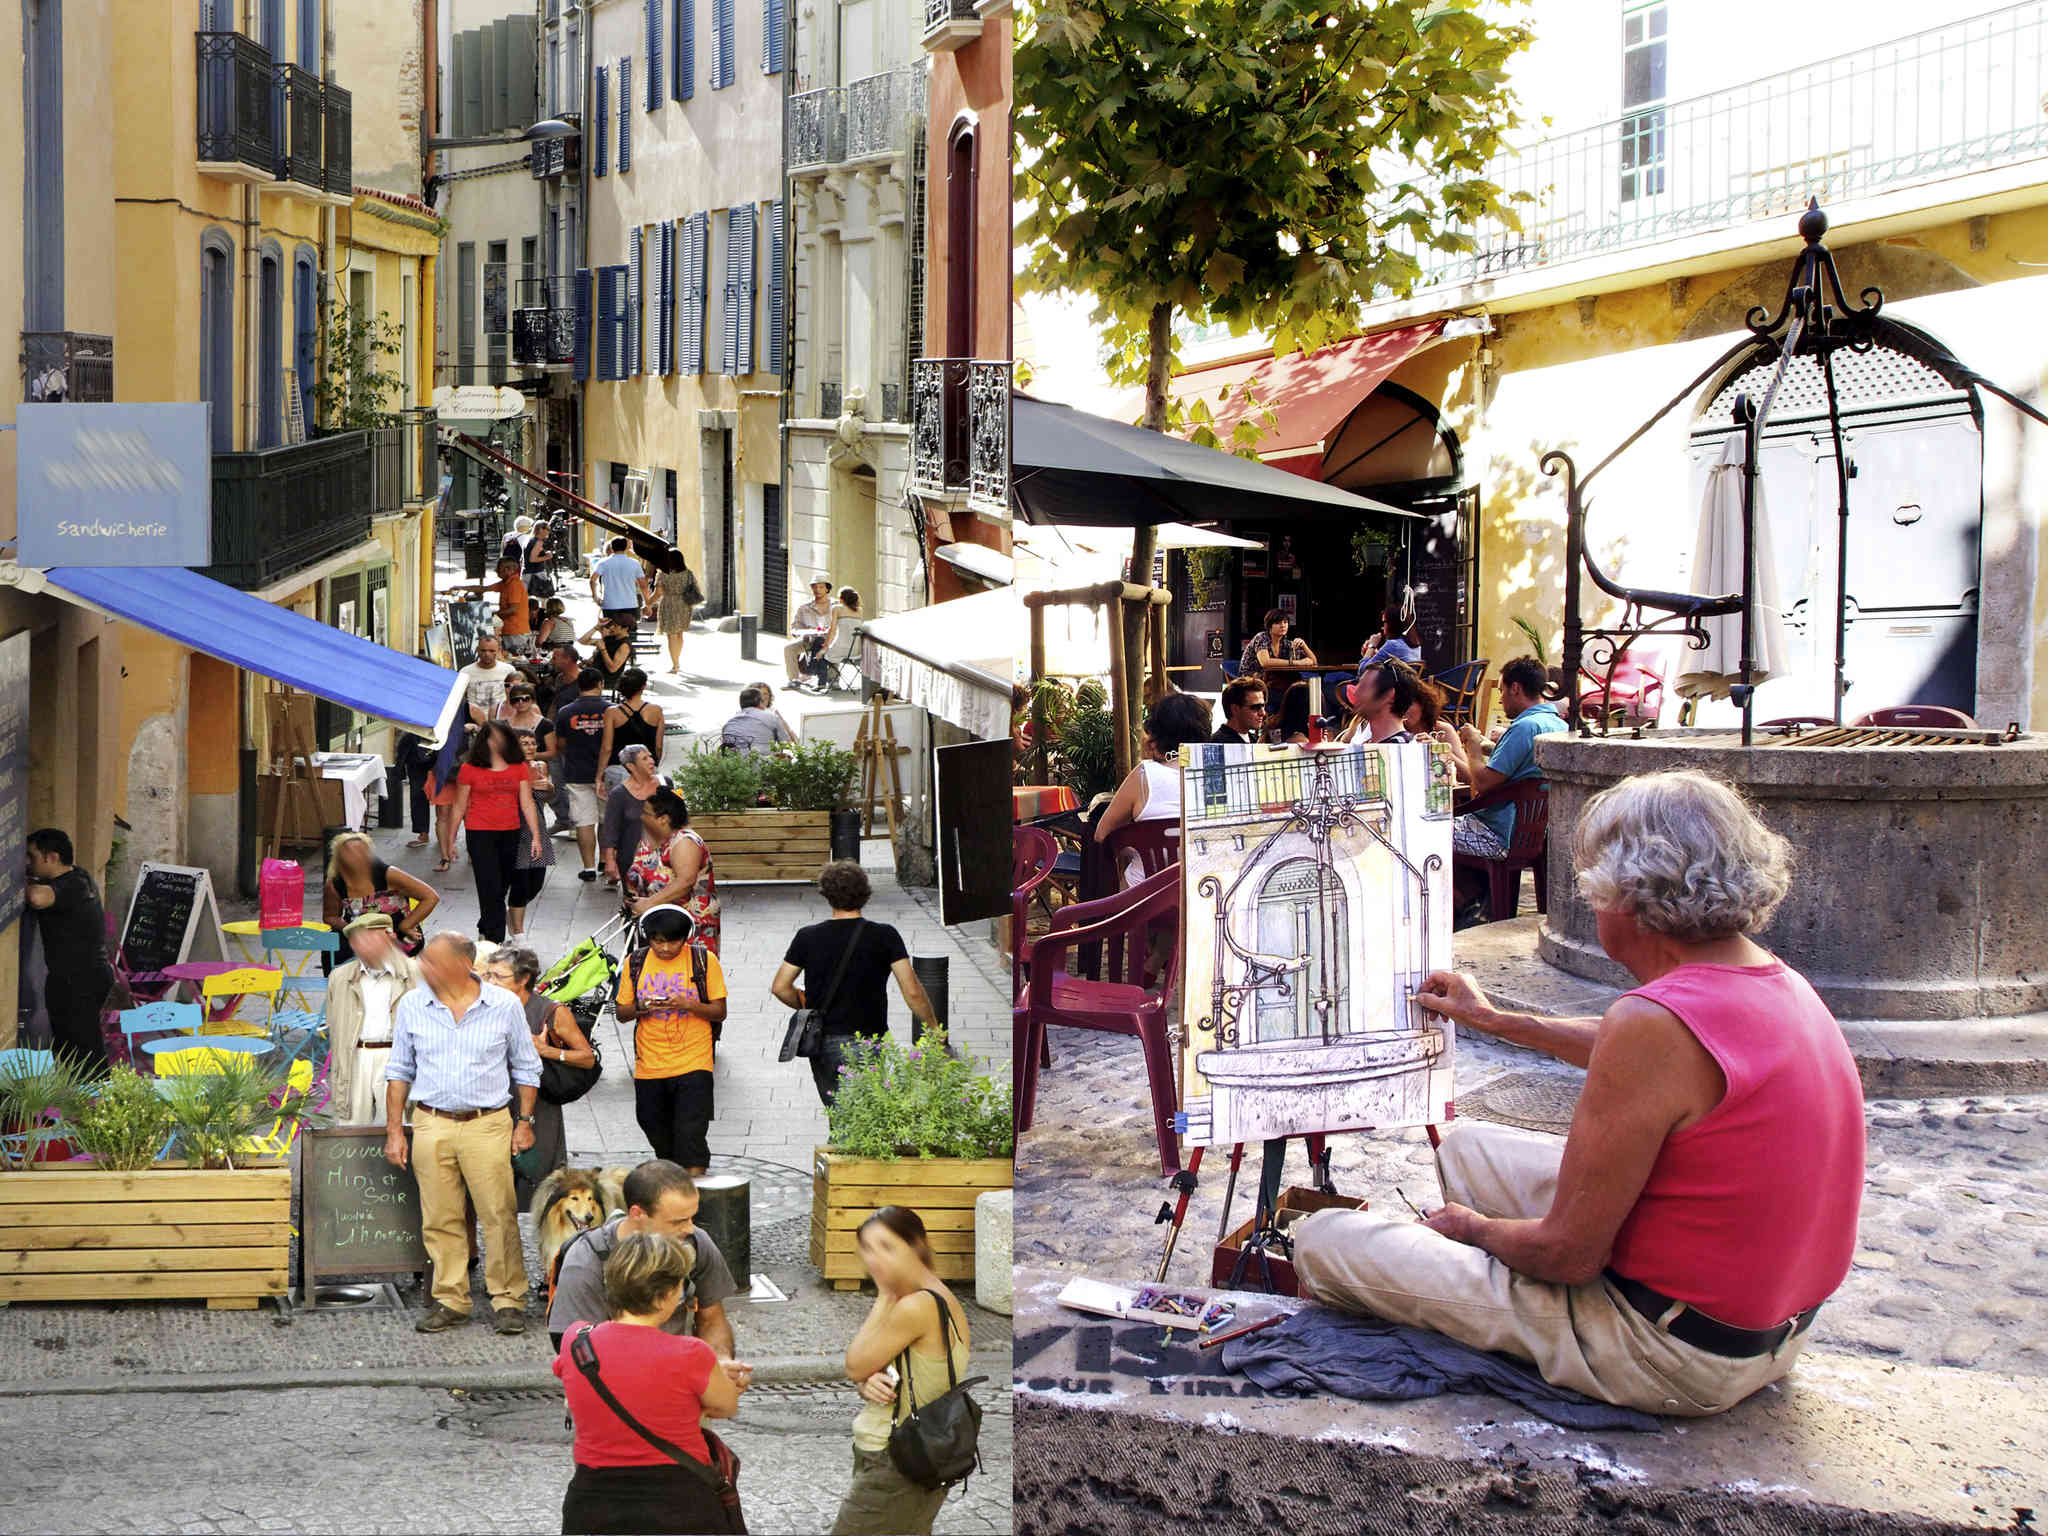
[387,406,437,505]
[207,432,374,590]
[370,423,406,514]
[1404,2,2048,291]
[197,31,276,177]
[20,332,114,403]
[846,67,922,162]
[966,360,1011,516]
[276,62,325,189]
[323,83,353,197]
[789,87,846,173]
[922,0,980,50]
[530,126,582,180]
[910,358,969,495]
[512,276,580,367]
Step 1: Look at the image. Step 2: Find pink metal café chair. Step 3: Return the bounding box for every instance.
[1020,864,1184,1175]
[1853,705,1979,730]
[1010,826,1062,1110]
[1578,650,1667,726]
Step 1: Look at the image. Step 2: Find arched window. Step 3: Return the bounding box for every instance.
[293,248,320,428]
[1252,859,1348,1044]
[944,116,977,358]
[200,231,236,453]
[259,242,285,448]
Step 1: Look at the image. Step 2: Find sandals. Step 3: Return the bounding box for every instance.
[406,837,430,849]
[435,857,454,873]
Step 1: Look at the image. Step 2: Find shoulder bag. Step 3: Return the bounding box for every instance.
[886,1290,987,1491]
[537,1000,603,1106]
[567,1323,746,1535]
[778,919,864,1063]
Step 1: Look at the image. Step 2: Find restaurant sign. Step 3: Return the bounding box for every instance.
[16,403,212,568]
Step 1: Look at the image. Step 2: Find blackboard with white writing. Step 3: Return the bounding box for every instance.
[300,1127,428,1286]
[119,864,204,973]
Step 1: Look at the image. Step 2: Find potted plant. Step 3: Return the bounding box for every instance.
[0,1053,88,1169]
[0,1061,310,1310]
[1031,678,1118,807]
[810,1026,1015,1290]
[677,739,859,884]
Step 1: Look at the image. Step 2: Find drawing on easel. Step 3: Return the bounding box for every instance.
[1178,741,1455,1147]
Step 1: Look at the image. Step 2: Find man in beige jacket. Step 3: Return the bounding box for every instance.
[326,913,424,1125]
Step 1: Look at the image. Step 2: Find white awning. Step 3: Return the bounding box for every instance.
[857,589,1018,740]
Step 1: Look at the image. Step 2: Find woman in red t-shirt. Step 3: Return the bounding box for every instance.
[449,721,543,944]
[555,1231,742,1535]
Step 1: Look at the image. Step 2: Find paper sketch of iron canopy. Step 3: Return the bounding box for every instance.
[1178,742,1456,1147]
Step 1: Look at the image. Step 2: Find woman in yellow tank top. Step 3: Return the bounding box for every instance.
[831,1207,973,1536]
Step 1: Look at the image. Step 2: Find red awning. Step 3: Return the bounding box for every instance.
[1168,319,1449,478]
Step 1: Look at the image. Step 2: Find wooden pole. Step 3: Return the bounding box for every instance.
[1105,592,1132,782]
[1148,599,1168,704]
[1029,603,1048,783]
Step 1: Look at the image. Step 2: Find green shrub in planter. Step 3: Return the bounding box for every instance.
[159,1054,328,1170]
[673,743,766,813]
[57,1067,177,1171]
[826,1025,1015,1161]
[758,738,858,812]
[0,1052,90,1170]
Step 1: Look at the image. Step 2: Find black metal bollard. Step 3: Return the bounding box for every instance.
[693,1173,750,1288]
[911,955,949,1034]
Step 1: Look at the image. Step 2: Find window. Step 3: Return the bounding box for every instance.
[645,0,663,106]
[522,236,540,285]
[678,213,708,374]
[711,0,734,89]
[657,220,676,374]
[595,263,631,381]
[259,245,285,448]
[573,267,593,381]
[617,58,632,171]
[297,0,317,70]
[486,239,510,383]
[565,13,581,113]
[672,0,695,102]
[401,272,415,407]
[725,204,756,375]
[23,0,64,333]
[593,64,609,174]
[945,120,977,356]
[201,233,235,453]
[762,0,785,74]
[1620,4,1668,203]
[457,242,478,384]
[293,250,319,430]
[629,227,644,376]
[766,199,784,376]
[260,0,283,54]
[549,36,561,116]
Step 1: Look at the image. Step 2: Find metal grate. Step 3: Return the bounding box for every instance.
[902,133,928,416]
[1762,724,2006,748]
[1695,336,1968,427]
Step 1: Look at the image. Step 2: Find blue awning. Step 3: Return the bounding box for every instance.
[46,566,467,742]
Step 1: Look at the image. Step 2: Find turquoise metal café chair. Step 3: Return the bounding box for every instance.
[260,927,340,1013]
[117,1000,205,1070]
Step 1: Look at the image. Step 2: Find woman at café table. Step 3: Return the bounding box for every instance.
[1236,607,1315,689]
[1292,770,1865,1415]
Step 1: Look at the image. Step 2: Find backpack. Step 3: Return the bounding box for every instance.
[613,942,719,1052]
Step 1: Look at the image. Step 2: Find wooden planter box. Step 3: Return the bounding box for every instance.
[811,1149,1013,1291]
[0,1164,291,1309]
[694,810,832,884]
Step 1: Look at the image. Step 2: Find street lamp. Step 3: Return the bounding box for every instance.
[522,118,577,141]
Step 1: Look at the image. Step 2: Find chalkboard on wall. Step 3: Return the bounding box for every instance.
[300,1127,428,1288]
[117,862,225,973]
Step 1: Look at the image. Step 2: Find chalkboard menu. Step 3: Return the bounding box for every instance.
[301,1127,428,1286]
[119,863,218,973]
[0,632,26,929]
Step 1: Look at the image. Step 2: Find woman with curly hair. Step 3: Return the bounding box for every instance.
[1293,771,1864,1418]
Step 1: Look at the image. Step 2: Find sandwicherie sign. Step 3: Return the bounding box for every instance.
[15,402,212,568]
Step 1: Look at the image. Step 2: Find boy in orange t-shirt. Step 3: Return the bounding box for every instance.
[484,556,534,657]
[614,907,729,1174]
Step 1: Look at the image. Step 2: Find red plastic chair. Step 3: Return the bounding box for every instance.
[1853,705,1978,729]
[1578,650,1666,725]
[1020,864,1184,1173]
[1011,826,1060,1003]
[1455,780,1550,922]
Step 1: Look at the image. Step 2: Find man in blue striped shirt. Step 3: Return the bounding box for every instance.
[383,933,543,1335]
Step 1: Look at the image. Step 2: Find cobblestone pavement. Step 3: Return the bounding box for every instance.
[0,1381,1014,1535]
[1016,1023,2048,1379]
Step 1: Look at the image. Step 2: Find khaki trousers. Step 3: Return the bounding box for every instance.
[412,1106,527,1314]
[1291,1121,1811,1416]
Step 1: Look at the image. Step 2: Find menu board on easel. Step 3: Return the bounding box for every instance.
[117,862,226,973]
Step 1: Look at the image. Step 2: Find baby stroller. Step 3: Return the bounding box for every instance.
[537,911,633,1033]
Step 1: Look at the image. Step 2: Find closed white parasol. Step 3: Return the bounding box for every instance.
[1676,434,1790,700]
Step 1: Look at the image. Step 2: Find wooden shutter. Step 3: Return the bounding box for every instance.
[593,65,609,174]
[645,0,662,107]
[767,199,784,377]
[720,213,739,375]
[657,220,676,375]
[712,0,734,89]
[763,0,785,74]
[629,228,643,376]
[617,58,632,171]
[680,212,706,375]
[734,204,757,375]
[672,0,694,102]
[573,267,592,381]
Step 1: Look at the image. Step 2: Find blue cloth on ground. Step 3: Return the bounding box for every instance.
[1220,1304,1662,1432]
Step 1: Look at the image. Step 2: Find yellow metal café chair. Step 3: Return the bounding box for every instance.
[240,1058,318,1160]
[199,966,284,1038]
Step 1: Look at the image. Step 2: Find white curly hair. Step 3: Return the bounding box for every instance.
[1572,770,1792,941]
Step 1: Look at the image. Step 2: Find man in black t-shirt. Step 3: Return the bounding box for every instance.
[25,828,114,1073]
[769,860,938,1107]
[548,668,610,882]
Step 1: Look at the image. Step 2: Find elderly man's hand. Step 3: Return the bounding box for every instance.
[1415,971,1495,1031]
[1422,1202,1484,1247]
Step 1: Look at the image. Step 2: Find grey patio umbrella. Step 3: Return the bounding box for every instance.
[1010,393,1423,528]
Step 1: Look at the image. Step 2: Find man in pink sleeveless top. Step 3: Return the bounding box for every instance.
[1294,771,1865,1415]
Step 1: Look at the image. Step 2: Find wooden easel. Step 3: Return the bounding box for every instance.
[852,693,909,847]
[263,689,327,863]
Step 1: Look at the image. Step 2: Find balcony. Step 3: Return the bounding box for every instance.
[1405,3,2048,293]
[530,124,582,180]
[912,358,1011,512]
[206,433,374,590]
[512,276,580,368]
[789,88,846,175]
[20,332,114,403]
[387,406,437,506]
[197,31,276,180]
[922,0,980,51]
[275,62,324,191]
[846,67,921,163]
[966,360,1011,516]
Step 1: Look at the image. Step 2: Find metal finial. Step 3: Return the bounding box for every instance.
[1799,197,1828,245]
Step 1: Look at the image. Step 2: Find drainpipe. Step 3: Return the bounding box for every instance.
[321,0,338,421]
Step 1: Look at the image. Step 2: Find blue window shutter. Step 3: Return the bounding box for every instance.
[686,213,708,375]
[629,228,643,376]
[767,199,784,376]
[720,213,739,374]
[593,66,609,174]
[646,0,662,107]
[597,264,632,382]
[713,0,733,89]
[763,0,785,74]
[672,0,694,102]
[573,267,592,381]
[735,205,756,375]
[658,221,676,375]
[618,59,632,171]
